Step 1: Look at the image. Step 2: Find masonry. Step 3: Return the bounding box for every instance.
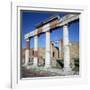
[22,41,79,68]
[22,13,80,73]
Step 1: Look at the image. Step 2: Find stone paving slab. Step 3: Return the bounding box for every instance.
[21,66,79,78]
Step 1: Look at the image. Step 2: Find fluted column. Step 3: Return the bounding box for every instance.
[63,24,71,72]
[45,31,51,68]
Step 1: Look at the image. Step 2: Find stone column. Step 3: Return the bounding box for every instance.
[45,31,51,68]
[59,39,63,59]
[59,40,62,59]
[25,38,30,66]
[50,41,57,67]
[50,41,54,58]
[33,35,38,67]
[63,24,71,72]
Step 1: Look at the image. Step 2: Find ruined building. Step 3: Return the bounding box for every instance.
[21,40,79,70]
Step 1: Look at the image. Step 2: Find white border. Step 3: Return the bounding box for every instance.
[11,1,87,89]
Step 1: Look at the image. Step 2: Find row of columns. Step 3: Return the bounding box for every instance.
[25,31,51,68]
[25,24,71,72]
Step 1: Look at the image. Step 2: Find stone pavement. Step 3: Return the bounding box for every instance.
[21,66,79,78]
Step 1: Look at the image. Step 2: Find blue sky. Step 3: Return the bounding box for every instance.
[21,10,79,48]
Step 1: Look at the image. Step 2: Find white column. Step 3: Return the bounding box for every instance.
[45,31,51,68]
[33,35,38,67]
[63,24,71,72]
[25,39,30,66]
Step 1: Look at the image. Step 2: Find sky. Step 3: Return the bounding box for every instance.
[21,10,79,48]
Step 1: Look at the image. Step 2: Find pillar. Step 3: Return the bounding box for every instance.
[45,31,51,68]
[63,24,71,72]
[25,38,30,66]
[50,41,54,58]
[33,35,38,67]
[59,40,62,59]
[59,39,63,59]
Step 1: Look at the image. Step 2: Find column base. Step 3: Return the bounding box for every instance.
[44,65,51,68]
[22,63,34,69]
[32,65,38,69]
[63,67,73,75]
[43,65,51,71]
[33,58,38,67]
[22,63,28,67]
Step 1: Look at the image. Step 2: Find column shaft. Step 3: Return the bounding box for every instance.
[63,25,71,71]
[59,40,62,59]
[45,31,51,68]
[50,42,53,58]
[33,35,38,66]
[25,39,30,66]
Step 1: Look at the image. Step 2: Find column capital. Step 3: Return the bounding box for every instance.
[34,34,38,38]
[26,38,30,42]
[26,38,30,50]
[63,23,71,28]
[63,24,68,27]
[46,31,50,33]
